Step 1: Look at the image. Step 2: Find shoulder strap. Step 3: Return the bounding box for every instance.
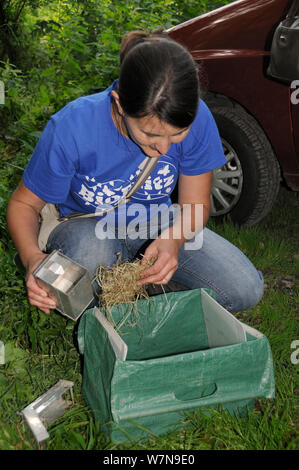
[125,156,160,199]
[58,156,160,221]
[287,0,299,20]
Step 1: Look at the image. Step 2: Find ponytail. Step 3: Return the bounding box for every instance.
[119,29,169,64]
[120,31,148,65]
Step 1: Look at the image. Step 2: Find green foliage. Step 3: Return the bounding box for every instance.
[175,0,232,22]
[0,0,56,73]
[0,0,231,165]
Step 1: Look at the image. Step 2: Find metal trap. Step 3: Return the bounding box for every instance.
[33,250,94,321]
[21,380,74,447]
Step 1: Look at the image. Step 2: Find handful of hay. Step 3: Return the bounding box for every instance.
[95,255,155,310]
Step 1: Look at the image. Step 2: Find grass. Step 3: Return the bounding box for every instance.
[0,184,298,450]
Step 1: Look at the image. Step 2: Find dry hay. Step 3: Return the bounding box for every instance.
[95,254,156,306]
[94,254,158,329]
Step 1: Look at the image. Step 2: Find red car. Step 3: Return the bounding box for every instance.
[169,0,299,225]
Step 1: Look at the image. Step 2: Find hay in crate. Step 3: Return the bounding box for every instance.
[94,254,156,331]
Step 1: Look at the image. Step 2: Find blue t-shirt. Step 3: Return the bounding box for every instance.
[23,80,226,225]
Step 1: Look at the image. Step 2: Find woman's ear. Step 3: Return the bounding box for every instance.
[111,91,124,116]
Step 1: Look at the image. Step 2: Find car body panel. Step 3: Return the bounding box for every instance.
[168,0,299,190]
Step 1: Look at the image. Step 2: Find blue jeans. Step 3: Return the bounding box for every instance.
[46,216,264,313]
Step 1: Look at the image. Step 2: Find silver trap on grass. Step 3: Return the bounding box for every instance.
[21,380,74,447]
[33,250,94,321]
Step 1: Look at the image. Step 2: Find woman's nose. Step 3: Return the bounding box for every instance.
[155,139,171,155]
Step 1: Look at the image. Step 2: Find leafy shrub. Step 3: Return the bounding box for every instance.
[0,1,231,161]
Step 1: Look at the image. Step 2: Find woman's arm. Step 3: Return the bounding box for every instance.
[6,179,57,314]
[138,171,212,285]
[175,170,212,237]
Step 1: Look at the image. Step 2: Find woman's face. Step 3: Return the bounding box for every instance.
[111,91,190,157]
[123,114,190,157]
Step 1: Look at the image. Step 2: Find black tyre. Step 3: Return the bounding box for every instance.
[206,96,281,226]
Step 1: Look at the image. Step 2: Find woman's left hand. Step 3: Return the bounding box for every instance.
[137,237,181,285]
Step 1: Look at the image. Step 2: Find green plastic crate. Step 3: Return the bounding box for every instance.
[77,288,275,443]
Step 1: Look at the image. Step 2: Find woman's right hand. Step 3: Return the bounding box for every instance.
[25,253,57,315]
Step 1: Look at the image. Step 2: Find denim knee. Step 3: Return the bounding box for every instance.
[228,269,264,313]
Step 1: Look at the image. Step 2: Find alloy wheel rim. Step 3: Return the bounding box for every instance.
[210,138,243,216]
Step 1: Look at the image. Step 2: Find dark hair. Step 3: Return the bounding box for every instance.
[115,30,200,129]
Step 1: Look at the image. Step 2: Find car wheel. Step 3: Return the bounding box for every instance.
[208,101,281,226]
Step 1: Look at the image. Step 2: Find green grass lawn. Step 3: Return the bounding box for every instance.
[0,184,298,450]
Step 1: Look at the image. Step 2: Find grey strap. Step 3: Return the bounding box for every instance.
[287,0,299,19]
[125,156,160,198]
[58,156,160,221]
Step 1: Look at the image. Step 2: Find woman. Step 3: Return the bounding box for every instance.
[6,30,264,315]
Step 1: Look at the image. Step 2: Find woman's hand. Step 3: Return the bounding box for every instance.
[25,253,57,315]
[138,237,181,285]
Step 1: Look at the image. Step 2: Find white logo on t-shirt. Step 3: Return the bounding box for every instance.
[76,158,177,209]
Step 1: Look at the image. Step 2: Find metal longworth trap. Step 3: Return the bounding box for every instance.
[33,250,94,321]
[21,380,74,446]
